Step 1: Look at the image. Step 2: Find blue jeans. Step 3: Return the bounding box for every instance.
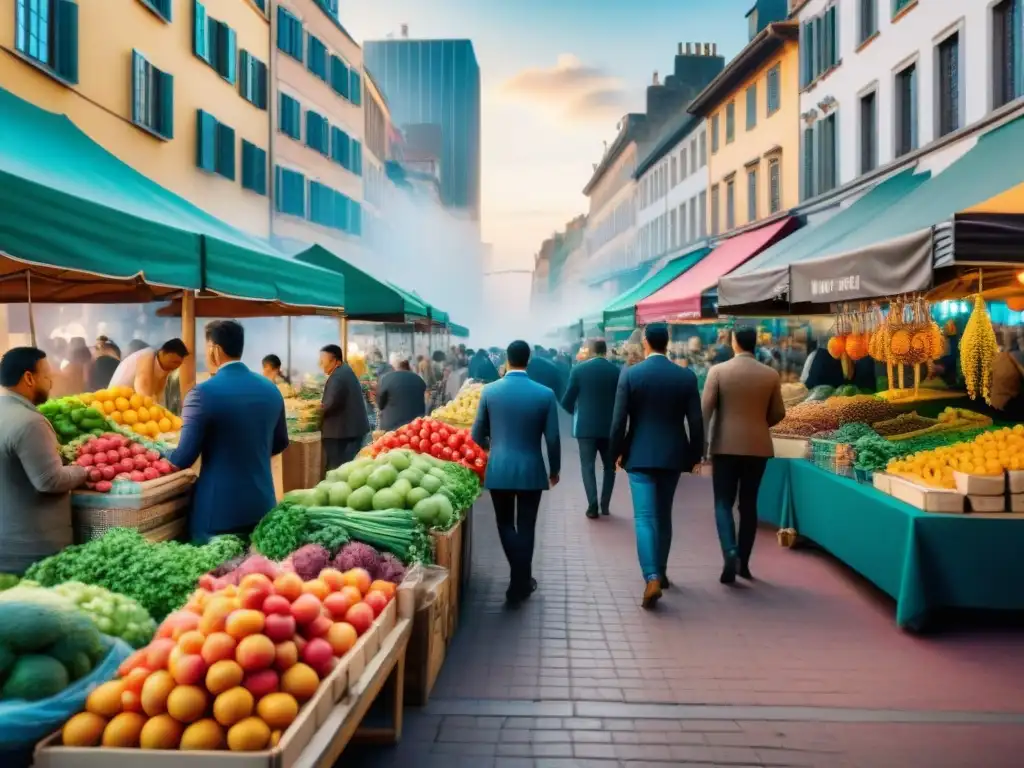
[577,437,615,511]
[627,470,681,581]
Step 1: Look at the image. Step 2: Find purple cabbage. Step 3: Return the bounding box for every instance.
[290,544,331,581]
[375,553,406,584]
[332,542,381,574]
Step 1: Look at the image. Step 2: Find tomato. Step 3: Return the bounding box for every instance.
[430,443,444,458]
[474,457,485,468]
[419,428,430,440]
[384,437,398,449]
[438,428,450,441]
[409,436,421,449]
[429,432,442,444]
[442,446,453,459]
[463,448,476,462]
[398,433,410,445]
[411,418,422,430]
[446,434,462,449]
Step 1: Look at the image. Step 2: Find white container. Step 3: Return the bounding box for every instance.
[1007,470,1024,494]
[953,470,1006,496]
[1010,493,1024,513]
[772,437,809,459]
[887,475,966,513]
[872,473,893,494]
[968,494,1006,513]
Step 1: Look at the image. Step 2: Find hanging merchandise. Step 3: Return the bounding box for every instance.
[960,293,998,403]
[826,311,853,380]
[870,295,946,397]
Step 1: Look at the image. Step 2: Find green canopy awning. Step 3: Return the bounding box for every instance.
[602,246,711,329]
[449,323,470,338]
[404,288,448,325]
[0,86,344,309]
[290,243,429,320]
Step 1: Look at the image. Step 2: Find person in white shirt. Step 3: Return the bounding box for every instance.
[109,338,189,403]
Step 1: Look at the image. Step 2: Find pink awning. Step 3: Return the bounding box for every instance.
[636,217,797,322]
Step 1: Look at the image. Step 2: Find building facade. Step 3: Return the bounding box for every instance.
[270,0,364,257]
[361,70,390,250]
[634,116,709,264]
[796,0,1018,201]
[363,36,481,219]
[1,0,273,235]
[692,20,799,236]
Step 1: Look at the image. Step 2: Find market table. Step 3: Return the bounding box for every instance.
[757,458,1024,630]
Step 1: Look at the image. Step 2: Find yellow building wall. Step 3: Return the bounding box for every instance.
[0,0,271,236]
[706,40,800,234]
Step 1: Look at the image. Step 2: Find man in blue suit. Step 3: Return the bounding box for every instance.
[169,321,289,543]
[609,322,704,609]
[561,339,620,518]
[527,346,566,399]
[472,340,561,605]
[468,348,499,383]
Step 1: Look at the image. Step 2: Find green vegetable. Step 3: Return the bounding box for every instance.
[372,488,403,510]
[328,481,353,506]
[2,655,70,701]
[51,581,156,648]
[347,486,375,511]
[367,465,398,490]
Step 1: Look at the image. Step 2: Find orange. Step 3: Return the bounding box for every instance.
[212,687,254,727]
[62,712,108,747]
[139,714,184,750]
[281,663,320,702]
[166,685,208,723]
[256,692,299,730]
[101,712,146,748]
[179,719,225,751]
[206,660,244,695]
[123,409,139,425]
[227,717,271,752]
[86,680,125,718]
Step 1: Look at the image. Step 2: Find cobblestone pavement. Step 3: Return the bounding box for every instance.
[345,437,1024,767]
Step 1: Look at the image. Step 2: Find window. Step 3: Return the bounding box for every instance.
[131,51,174,139]
[711,114,720,153]
[669,207,677,247]
[309,181,333,228]
[193,3,236,82]
[697,192,706,237]
[768,158,782,214]
[350,69,362,106]
[279,93,301,139]
[725,179,735,230]
[818,113,837,195]
[307,34,328,81]
[859,0,877,43]
[330,55,350,99]
[276,6,303,62]
[993,0,1022,109]
[937,33,960,137]
[139,0,171,21]
[305,110,329,155]
[679,203,687,244]
[274,166,305,216]
[893,0,914,16]
[195,110,234,180]
[670,156,678,187]
[747,168,758,222]
[680,147,688,180]
[860,90,878,173]
[746,84,757,130]
[694,136,701,170]
[710,184,720,236]
[725,102,735,143]
[767,64,781,115]
[239,51,267,109]
[895,62,917,157]
[241,141,267,195]
[14,0,78,83]
[803,126,815,200]
[800,6,836,87]
[352,141,363,176]
[330,125,351,169]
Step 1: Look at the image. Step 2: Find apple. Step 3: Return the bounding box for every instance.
[143,467,160,481]
[130,470,146,483]
[290,594,322,625]
[301,638,333,670]
[243,669,279,699]
[130,443,148,456]
[118,446,132,460]
[363,591,388,618]
[106,450,121,464]
[145,449,161,462]
[100,466,117,481]
[133,455,150,470]
[262,595,291,616]
[323,592,356,621]
[170,653,207,686]
[78,453,95,467]
[264,613,296,643]
[303,614,332,639]
[344,603,374,636]
[88,468,103,483]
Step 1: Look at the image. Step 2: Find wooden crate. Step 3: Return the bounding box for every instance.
[430,518,463,642]
[283,432,323,492]
[404,568,450,706]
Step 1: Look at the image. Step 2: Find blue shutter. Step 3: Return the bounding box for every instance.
[350,70,362,105]
[256,59,267,109]
[238,50,250,100]
[159,71,174,138]
[275,7,288,52]
[131,51,141,125]
[274,166,283,211]
[352,141,362,176]
[292,22,304,63]
[223,26,237,82]
[55,0,79,83]
[216,123,235,180]
[194,1,208,60]
[351,202,362,236]
[256,147,267,194]
[305,112,317,151]
[196,110,216,171]
[331,56,349,98]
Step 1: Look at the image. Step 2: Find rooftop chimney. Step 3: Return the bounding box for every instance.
[400,24,408,38]
[678,43,683,54]
[712,43,718,55]
[652,71,659,85]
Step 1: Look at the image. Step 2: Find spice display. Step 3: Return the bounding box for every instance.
[824,422,878,444]
[960,293,998,403]
[872,412,936,437]
[825,395,899,426]
[771,401,841,437]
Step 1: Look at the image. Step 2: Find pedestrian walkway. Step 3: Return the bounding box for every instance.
[345,439,1024,767]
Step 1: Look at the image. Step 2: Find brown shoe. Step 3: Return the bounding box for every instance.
[641,578,663,609]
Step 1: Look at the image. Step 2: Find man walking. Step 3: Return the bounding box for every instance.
[609,323,703,609]
[702,326,786,583]
[472,340,560,605]
[561,339,620,518]
[377,358,427,431]
[319,344,370,475]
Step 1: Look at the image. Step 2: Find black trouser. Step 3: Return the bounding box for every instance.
[711,454,768,565]
[577,437,615,511]
[322,436,365,477]
[489,490,542,596]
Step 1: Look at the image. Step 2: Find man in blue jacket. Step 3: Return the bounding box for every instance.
[561,339,620,518]
[169,321,289,542]
[468,348,499,383]
[609,323,704,609]
[527,346,566,399]
[472,340,561,605]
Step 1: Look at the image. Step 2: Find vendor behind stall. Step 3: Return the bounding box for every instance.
[0,347,89,575]
[109,338,189,404]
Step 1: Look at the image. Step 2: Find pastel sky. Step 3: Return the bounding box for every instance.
[340,0,753,270]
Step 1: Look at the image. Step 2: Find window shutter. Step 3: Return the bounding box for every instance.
[55,0,79,83]
[256,148,267,195]
[351,202,362,236]
[194,1,208,60]
[224,27,237,82]
[353,142,362,176]
[275,7,288,51]
[196,110,216,171]
[803,127,814,199]
[351,71,362,105]
[216,123,235,180]
[292,22,304,63]
[131,51,141,124]
[159,71,174,138]
[274,165,283,211]
[258,60,268,109]
[239,50,250,100]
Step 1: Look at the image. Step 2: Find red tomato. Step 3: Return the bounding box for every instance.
[419,428,430,440]
[446,434,461,449]
[474,457,485,468]
[384,437,398,449]
[438,428,450,441]
[430,443,444,458]
[429,432,442,444]
[409,436,421,449]
[463,448,476,462]
[398,434,410,445]
[442,446,453,459]
[411,418,422,430]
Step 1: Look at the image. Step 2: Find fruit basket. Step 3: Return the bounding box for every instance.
[808,437,855,478]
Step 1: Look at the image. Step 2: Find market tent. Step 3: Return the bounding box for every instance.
[0,87,345,309]
[783,112,1024,308]
[717,169,931,313]
[450,323,470,338]
[636,217,798,323]
[289,243,429,320]
[582,313,604,337]
[602,245,710,330]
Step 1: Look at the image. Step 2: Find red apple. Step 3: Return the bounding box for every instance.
[344,603,374,636]
[290,594,322,625]
[263,613,296,643]
[363,591,388,618]
[262,594,291,616]
[301,638,333,669]
[323,592,357,620]
[302,614,332,639]
[170,653,207,685]
[242,669,279,699]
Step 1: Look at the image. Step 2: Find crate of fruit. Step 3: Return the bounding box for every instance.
[808,437,856,478]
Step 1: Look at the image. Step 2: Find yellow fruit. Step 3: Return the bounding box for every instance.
[227,717,271,752]
[129,394,143,409]
[179,718,226,751]
[213,687,254,727]
[141,670,176,716]
[140,713,184,749]
[256,692,299,730]
[143,395,154,408]
[172,415,183,430]
[118,386,134,398]
[138,406,151,422]
[158,417,172,433]
[110,411,124,424]
[93,389,112,402]
[123,409,139,425]
[62,712,108,746]
[115,396,131,412]
[102,712,146,747]
[960,293,998,403]
[166,685,208,723]
[86,680,126,717]
[102,400,117,414]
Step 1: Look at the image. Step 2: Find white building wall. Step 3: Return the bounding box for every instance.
[635,120,709,264]
[798,0,999,192]
[583,142,638,289]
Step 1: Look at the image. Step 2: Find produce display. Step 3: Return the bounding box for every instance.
[772,401,841,437]
[823,395,899,427]
[25,529,246,620]
[49,582,156,648]
[65,431,176,493]
[38,397,111,445]
[431,381,482,427]
[959,293,998,404]
[0,587,108,700]
[885,425,1024,487]
[59,567,397,751]
[867,297,946,396]
[78,386,183,438]
[781,382,808,408]
[366,417,487,480]
[872,412,937,437]
[283,398,320,435]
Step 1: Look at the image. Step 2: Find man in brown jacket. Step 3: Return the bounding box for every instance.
[702,326,786,584]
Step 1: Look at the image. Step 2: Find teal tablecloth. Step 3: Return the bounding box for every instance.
[757,458,1024,630]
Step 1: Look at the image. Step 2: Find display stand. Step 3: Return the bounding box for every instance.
[429,514,465,641]
[282,432,323,492]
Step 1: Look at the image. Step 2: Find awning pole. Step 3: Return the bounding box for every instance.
[286,316,293,380]
[339,316,349,359]
[180,290,196,396]
[26,272,36,348]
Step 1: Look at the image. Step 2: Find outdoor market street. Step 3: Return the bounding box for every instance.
[345,434,1024,768]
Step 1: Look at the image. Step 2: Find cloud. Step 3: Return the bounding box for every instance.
[500,54,628,123]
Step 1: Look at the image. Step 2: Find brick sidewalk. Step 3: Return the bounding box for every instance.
[344,440,1024,766]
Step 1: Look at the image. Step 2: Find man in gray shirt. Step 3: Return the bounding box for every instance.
[0,347,88,574]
